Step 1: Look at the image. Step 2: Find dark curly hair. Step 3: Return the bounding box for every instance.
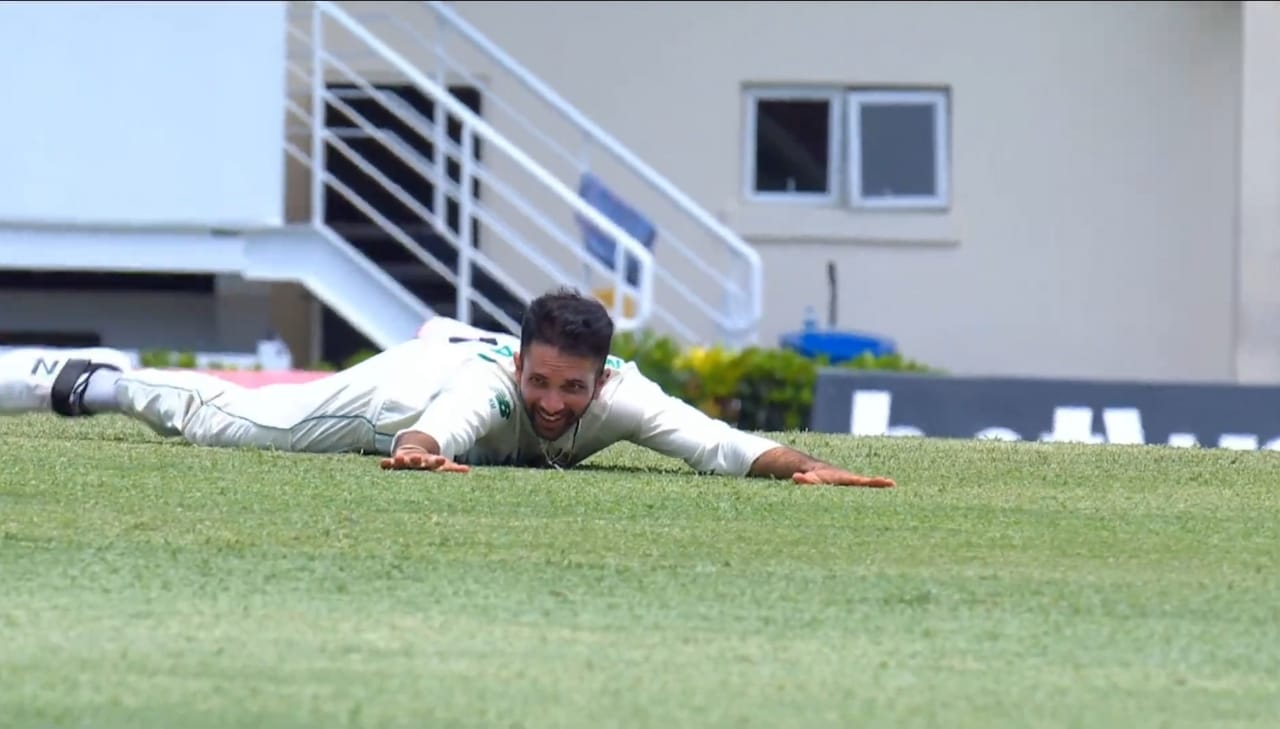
[520,287,615,371]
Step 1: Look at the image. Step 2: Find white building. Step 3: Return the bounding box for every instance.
[1,1,1277,384]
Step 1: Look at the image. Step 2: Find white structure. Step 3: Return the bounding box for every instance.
[0,1,1277,385]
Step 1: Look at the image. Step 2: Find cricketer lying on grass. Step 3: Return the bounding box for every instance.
[0,289,894,488]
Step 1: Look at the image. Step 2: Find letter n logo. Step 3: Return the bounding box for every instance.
[31,358,59,376]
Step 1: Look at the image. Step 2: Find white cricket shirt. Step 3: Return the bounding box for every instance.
[396,342,781,476]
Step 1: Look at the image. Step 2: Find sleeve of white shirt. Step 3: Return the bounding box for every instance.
[393,366,510,461]
[613,367,781,477]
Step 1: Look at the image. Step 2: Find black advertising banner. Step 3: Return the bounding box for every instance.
[810,371,1280,450]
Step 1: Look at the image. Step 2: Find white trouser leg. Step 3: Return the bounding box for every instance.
[112,338,472,454]
[114,368,385,453]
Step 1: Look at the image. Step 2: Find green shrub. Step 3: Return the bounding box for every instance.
[341,348,380,371]
[611,331,940,431]
[610,330,686,397]
[139,349,173,369]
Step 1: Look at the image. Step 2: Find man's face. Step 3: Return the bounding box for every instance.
[514,342,604,441]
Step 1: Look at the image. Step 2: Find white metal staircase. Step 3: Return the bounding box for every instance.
[286,0,764,347]
[285,0,658,342]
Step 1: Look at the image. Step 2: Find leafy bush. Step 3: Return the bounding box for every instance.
[139,349,199,369]
[341,348,380,371]
[612,331,939,431]
[609,330,686,397]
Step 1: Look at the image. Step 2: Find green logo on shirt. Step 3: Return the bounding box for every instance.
[491,391,513,420]
[477,345,515,365]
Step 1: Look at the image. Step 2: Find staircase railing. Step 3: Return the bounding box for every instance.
[283,1,656,334]
[349,0,765,347]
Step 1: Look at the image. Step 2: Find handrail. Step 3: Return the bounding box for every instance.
[312,1,657,331]
[421,0,764,343]
[288,53,633,336]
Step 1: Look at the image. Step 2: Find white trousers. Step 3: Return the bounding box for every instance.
[114,322,518,455]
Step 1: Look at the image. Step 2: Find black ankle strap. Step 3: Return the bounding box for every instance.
[51,360,119,417]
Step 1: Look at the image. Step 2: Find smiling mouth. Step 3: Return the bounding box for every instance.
[535,412,565,428]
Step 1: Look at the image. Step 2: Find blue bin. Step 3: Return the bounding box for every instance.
[779,328,897,364]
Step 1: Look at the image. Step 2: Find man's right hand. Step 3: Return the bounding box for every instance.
[379,446,471,473]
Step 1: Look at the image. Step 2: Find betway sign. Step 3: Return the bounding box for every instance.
[809,372,1280,450]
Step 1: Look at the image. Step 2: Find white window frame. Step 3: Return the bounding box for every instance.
[742,87,842,205]
[846,89,950,210]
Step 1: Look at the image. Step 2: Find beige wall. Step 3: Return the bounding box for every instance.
[438,0,1247,383]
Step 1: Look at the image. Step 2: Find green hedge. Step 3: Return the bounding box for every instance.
[609,330,939,431]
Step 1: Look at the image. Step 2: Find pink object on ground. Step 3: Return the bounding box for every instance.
[187,369,333,387]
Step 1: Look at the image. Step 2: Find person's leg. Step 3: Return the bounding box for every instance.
[0,336,489,454]
[1,344,404,453]
[0,346,133,415]
[103,366,385,452]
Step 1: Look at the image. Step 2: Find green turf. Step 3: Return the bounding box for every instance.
[1,414,1278,728]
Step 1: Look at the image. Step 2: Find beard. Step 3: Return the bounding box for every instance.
[521,397,594,442]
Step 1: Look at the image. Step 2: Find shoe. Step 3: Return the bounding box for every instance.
[0,347,133,415]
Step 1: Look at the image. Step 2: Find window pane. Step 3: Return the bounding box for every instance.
[753,98,831,194]
[859,103,937,198]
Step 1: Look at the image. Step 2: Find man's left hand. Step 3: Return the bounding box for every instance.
[379,446,471,473]
[793,467,895,488]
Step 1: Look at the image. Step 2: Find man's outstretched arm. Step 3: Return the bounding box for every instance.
[748,446,896,488]
[615,373,895,487]
[379,368,508,473]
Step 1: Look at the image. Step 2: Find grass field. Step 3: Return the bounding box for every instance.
[1,414,1278,728]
